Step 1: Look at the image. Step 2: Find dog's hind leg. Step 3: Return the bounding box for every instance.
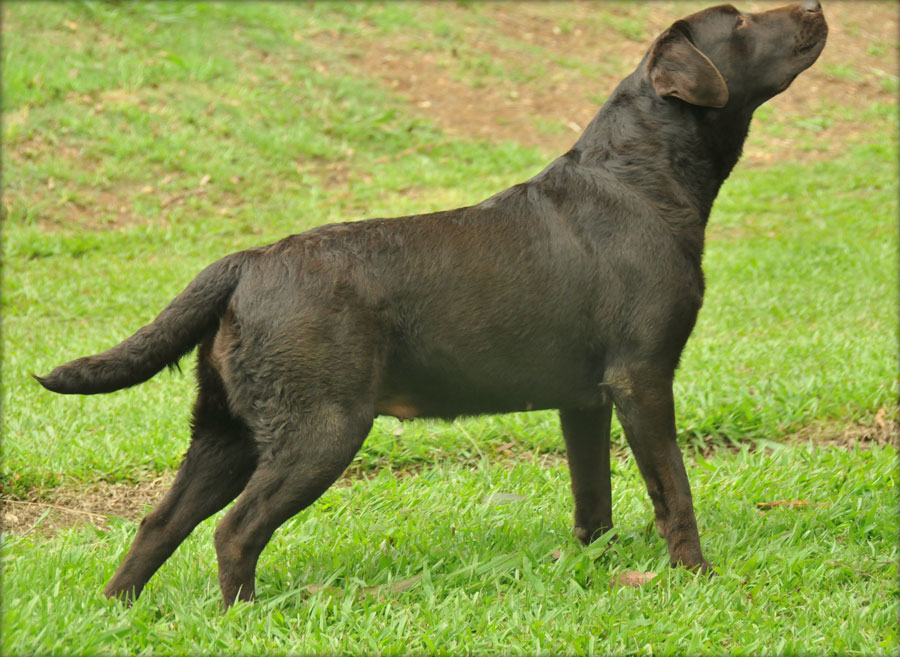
[213,403,373,608]
[609,366,712,573]
[103,352,258,603]
[560,403,614,545]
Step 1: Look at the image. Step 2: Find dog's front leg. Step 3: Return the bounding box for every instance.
[609,368,712,573]
[560,404,614,545]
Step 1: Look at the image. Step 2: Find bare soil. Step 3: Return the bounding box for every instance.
[2,419,894,539]
[1,474,174,539]
[332,1,897,161]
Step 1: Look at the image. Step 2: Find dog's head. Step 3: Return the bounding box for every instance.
[647,1,828,110]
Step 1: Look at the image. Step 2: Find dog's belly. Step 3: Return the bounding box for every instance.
[375,357,607,421]
[375,393,567,421]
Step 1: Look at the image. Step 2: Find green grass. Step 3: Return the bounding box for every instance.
[3,445,896,655]
[2,2,898,655]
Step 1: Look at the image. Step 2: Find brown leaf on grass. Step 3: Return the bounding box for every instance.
[610,571,656,588]
[305,583,342,595]
[874,406,887,429]
[359,574,424,600]
[161,189,203,208]
[756,499,827,510]
[495,440,517,453]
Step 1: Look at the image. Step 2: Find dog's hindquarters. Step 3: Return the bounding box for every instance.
[202,279,383,606]
[121,249,385,607]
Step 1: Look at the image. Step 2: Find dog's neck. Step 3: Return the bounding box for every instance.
[572,69,754,225]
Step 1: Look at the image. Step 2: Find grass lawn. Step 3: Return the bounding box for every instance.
[3,446,896,655]
[2,2,897,655]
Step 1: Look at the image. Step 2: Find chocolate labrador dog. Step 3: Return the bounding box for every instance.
[37,2,827,607]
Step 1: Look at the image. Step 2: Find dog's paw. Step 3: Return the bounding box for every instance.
[694,559,716,577]
[670,558,716,577]
[574,524,616,546]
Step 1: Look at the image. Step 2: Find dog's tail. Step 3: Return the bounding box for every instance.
[33,251,251,395]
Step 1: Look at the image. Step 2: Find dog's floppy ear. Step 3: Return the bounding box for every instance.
[648,22,728,108]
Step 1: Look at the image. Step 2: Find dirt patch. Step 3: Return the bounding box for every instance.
[787,417,899,450]
[309,3,645,154]
[0,451,566,539]
[1,474,173,539]
[4,418,894,539]
[331,1,897,161]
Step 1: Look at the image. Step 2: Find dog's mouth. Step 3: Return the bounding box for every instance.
[793,40,817,54]
[776,74,798,93]
[793,37,823,55]
[792,18,828,57]
[775,29,825,93]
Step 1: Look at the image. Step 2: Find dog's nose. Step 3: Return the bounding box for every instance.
[801,0,822,13]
